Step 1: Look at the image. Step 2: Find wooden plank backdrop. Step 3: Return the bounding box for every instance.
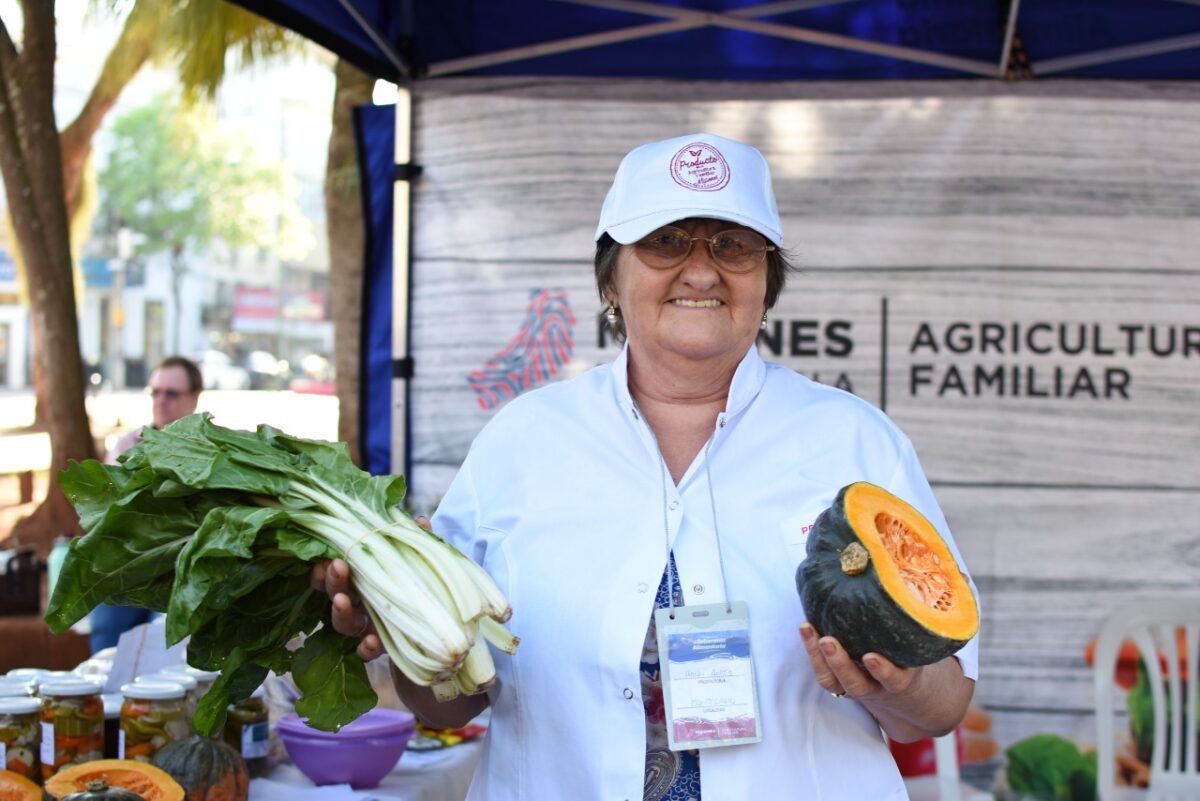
[403,78,1200,783]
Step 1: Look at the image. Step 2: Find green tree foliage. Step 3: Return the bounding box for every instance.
[98,93,312,262]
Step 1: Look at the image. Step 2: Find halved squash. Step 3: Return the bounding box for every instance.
[0,769,49,801]
[44,762,182,801]
[795,482,979,667]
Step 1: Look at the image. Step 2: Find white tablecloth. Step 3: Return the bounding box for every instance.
[251,741,482,801]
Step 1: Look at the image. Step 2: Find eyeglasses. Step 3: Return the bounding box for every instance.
[634,225,775,273]
[149,388,188,400]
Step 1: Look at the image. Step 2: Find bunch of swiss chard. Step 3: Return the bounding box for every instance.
[45,413,516,735]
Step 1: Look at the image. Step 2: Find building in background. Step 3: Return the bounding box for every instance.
[0,5,336,391]
[0,235,28,389]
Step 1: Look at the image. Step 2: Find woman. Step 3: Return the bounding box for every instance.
[315,132,978,800]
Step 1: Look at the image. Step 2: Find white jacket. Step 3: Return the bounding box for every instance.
[433,344,979,801]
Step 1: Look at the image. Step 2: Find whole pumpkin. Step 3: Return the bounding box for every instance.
[152,737,249,801]
[43,761,182,801]
[0,769,50,801]
[795,481,979,667]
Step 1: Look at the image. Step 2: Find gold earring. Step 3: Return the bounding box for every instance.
[606,303,619,324]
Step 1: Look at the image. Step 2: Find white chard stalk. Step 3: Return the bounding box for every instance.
[290,491,518,698]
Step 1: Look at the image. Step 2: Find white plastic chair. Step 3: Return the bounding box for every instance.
[1094,599,1200,801]
[902,731,992,801]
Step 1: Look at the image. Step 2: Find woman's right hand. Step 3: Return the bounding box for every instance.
[309,514,436,663]
[310,557,383,662]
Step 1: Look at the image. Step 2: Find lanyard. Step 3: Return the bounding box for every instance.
[636,406,734,618]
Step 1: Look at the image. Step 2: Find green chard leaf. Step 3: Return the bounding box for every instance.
[137,415,291,495]
[45,484,209,632]
[291,625,377,732]
[44,412,454,734]
[191,648,270,737]
[166,506,295,643]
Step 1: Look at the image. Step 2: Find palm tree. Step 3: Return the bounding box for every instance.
[325,58,374,467]
[0,0,299,554]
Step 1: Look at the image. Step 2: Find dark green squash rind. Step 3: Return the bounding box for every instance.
[152,737,248,801]
[60,784,148,801]
[795,484,972,668]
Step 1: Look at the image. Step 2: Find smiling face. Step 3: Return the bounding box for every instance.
[149,365,199,429]
[607,218,768,366]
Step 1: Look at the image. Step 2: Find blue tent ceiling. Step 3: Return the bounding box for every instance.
[233,0,1200,82]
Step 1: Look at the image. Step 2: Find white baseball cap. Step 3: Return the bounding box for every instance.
[595,132,783,246]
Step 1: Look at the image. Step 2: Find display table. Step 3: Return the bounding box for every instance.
[251,740,482,801]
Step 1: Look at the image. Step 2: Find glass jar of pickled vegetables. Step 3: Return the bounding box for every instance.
[224,687,269,778]
[38,679,103,780]
[146,670,200,723]
[166,665,217,699]
[0,696,41,781]
[119,682,189,763]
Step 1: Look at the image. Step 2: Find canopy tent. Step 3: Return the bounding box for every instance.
[230,0,1200,477]
[236,0,1200,81]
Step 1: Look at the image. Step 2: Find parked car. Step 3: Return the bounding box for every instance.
[243,350,290,390]
[288,353,336,395]
[198,350,251,391]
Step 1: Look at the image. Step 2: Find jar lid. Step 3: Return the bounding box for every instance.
[4,668,47,680]
[143,671,197,690]
[39,679,103,697]
[121,681,186,701]
[0,696,42,715]
[0,678,35,696]
[168,664,219,682]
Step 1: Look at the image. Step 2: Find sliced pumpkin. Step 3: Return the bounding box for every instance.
[796,481,979,667]
[0,769,48,801]
[44,762,182,801]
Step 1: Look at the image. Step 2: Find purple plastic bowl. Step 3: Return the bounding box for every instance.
[278,708,417,789]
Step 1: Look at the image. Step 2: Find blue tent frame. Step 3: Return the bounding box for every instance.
[231,0,1200,477]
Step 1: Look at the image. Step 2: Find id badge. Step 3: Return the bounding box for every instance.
[654,601,762,751]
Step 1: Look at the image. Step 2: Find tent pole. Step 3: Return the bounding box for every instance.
[391,87,414,479]
[336,0,410,79]
[998,0,1022,79]
[1034,32,1200,75]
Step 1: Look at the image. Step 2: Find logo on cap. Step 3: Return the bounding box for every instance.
[670,142,730,192]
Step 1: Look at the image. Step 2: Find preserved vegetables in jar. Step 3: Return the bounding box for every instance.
[145,670,199,723]
[119,682,189,762]
[224,687,269,778]
[0,695,41,781]
[38,679,103,780]
[165,665,217,700]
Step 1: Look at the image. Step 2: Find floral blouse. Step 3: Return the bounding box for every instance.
[641,553,701,801]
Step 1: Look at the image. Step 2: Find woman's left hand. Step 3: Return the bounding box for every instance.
[801,623,912,695]
[799,622,916,700]
[798,622,974,742]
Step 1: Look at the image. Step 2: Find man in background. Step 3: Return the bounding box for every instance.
[89,355,202,652]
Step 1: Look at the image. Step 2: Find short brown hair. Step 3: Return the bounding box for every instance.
[157,355,203,394]
[593,232,797,341]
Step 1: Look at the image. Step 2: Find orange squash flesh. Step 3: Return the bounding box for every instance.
[843,482,978,642]
[797,481,979,667]
[44,761,183,801]
[0,769,45,801]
